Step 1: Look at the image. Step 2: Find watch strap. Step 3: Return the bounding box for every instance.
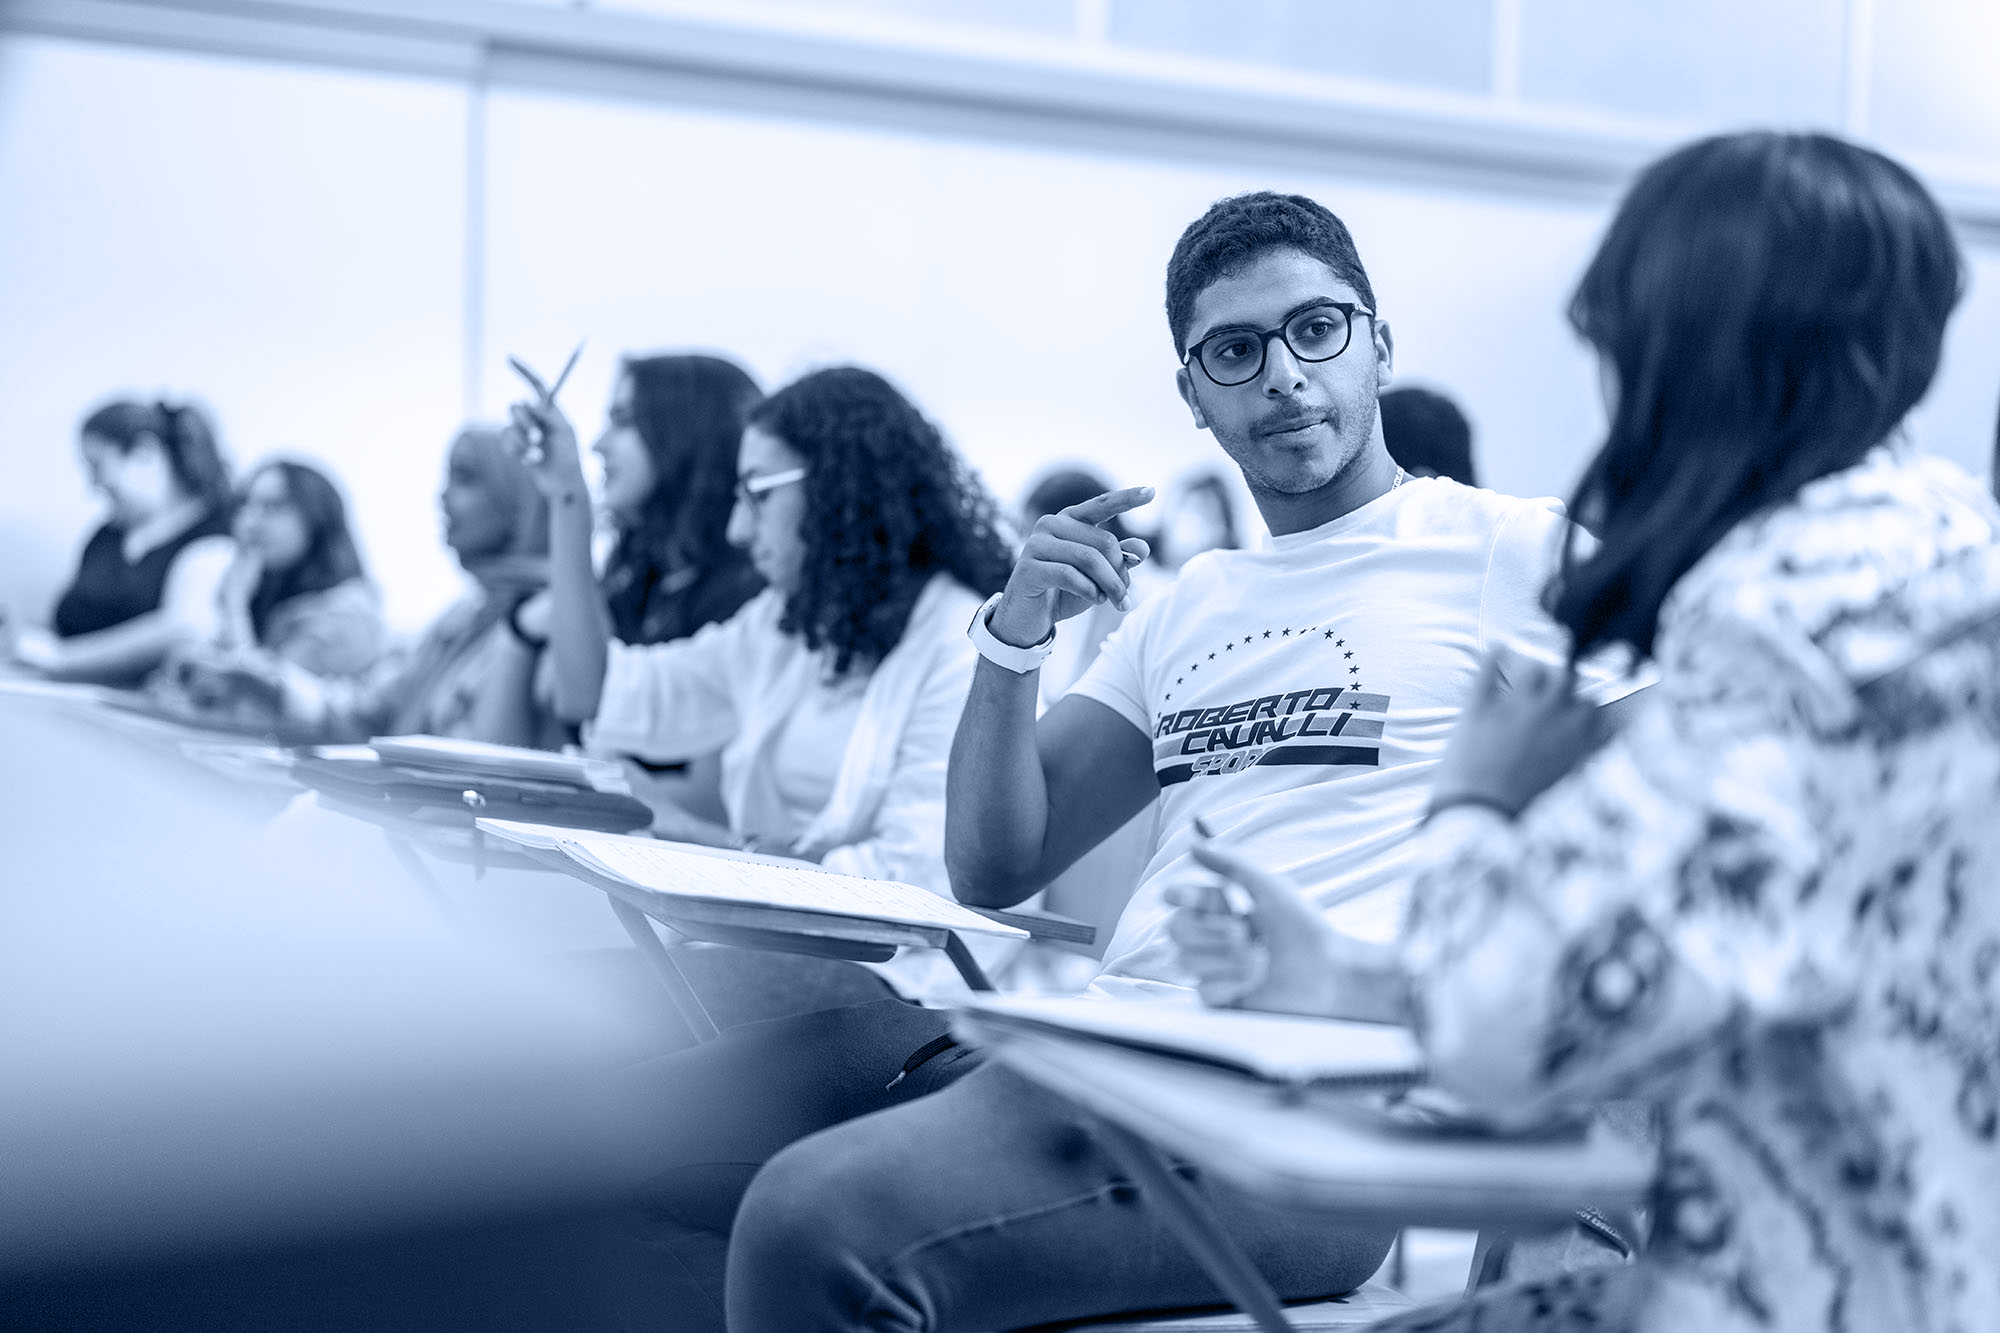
[967,592,1056,673]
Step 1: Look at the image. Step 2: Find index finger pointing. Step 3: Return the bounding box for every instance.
[1063,486,1156,528]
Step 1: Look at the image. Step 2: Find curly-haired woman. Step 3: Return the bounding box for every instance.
[512,365,1013,1005]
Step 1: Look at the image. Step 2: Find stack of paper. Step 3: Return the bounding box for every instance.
[476,819,1027,940]
[370,735,627,792]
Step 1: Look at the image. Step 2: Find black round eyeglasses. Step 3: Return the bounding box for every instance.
[1181,301,1373,387]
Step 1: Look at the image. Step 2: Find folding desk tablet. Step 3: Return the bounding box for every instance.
[479,819,1034,1041]
[954,997,1656,1333]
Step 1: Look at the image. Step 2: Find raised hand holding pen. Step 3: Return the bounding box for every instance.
[986,487,1155,649]
[500,344,613,722]
[502,344,588,507]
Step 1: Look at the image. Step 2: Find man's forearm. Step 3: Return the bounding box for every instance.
[547,493,609,721]
[945,659,1054,906]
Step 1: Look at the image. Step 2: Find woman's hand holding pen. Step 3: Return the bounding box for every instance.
[1164,825,1407,1022]
[503,345,589,508]
[505,397,588,507]
[1428,651,1610,821]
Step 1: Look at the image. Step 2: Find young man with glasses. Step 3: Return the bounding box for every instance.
[614,192,1622,1332]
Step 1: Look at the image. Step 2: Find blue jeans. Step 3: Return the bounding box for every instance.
[604,994,1395,1332]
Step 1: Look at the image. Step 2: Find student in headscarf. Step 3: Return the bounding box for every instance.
[6,398,235,686]
[259,426,558,745]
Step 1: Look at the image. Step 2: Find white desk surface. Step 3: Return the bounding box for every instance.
[958,1018,1654,1230]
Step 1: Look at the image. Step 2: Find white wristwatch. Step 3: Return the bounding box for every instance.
[967,592,1056,673]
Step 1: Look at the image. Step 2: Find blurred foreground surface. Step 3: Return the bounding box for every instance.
[0,694,661,1330]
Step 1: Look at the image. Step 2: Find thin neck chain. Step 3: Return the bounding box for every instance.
[1390,466,1408,490]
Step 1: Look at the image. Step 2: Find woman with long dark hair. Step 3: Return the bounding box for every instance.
[592,354,764,649]
[7,398,235,685]
[1174,131,1998,1331]
[153,458,386,728]
[512,365,1013,997]
[221,459,382,675]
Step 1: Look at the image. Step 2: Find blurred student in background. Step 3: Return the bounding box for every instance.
[246,425,559,746]
[215,459,382,675]
[510,365,1014,1010]
[5,398,235,686]
[1176,131,1999,1333]
[1379,383,1479,486]
[153,459,386,727]
[1151,466,1241,568]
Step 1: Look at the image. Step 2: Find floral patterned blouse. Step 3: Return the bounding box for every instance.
[1393,447,2000,1333]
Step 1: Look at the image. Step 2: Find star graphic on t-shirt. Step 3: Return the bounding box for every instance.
[1281,628,1291,636]
[1225,642,1234,651]
[1262,630,1271,639]
[1175,676,1183,685]
[1243,635,1252,644]
[1323,630,1335,639]
[1343,650,1353,659]
[1349,664,1360,675]
[1336,639,1345,648]
[1207,653,1215,661]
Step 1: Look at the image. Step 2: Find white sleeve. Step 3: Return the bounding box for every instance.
[157,536,236,641]
[582,605,750,762]
[1477,501,1647,703]
[1066,588,1165,734]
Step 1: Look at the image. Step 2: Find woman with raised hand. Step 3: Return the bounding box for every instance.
[1172,131,1999,1332]
[509,365,1014,1003]
[8,398,235,686]
[591,353,765,651]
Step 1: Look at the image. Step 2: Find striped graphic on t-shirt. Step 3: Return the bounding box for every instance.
[1151,685,1389,786]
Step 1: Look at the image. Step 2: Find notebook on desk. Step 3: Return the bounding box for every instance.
[957,994,1425,1088]
[368,735,627,791]
[475,819,1029,942]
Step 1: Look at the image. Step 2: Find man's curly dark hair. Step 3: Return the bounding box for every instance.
[1165,191,1377,353]
[749,367,1013,676]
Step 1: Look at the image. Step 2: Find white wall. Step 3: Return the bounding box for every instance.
[0,35,471,635]
[3,29,1998,639]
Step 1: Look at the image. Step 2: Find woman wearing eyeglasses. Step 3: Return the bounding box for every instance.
[1173,132,2000,1332]
[511,365,1014,1005]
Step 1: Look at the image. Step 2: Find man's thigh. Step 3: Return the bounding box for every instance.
[727,1062,1396,1333]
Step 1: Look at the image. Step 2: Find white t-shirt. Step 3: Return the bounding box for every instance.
[765,670,868,840]
[1070,476,1630,998]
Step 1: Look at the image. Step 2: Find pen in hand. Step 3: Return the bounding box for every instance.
[505,341,584,465]
[1192,817,1248,918]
